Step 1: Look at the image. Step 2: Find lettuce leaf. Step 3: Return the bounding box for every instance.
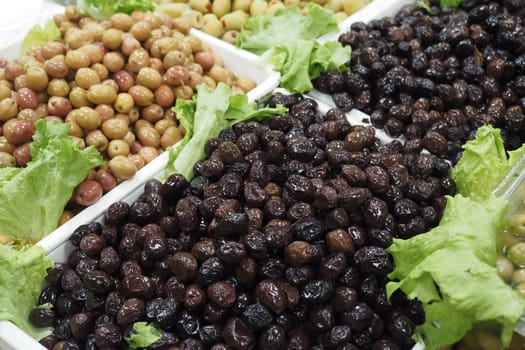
[0,120,103,241]
[235,4,349,93]
[440,0,463,8]
[236,4,338,55]
[267,40,352,93]
[387,194,525,349]
[0,244,53,340]
[125,322,162,349]
[452,125,525,200]
[165,83,287,180]
[20,20,60,55]
[77,0,154,20]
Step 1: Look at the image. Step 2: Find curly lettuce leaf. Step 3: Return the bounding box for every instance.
[267,40,351,93]
[387,194,525,349]
[440,0,463,7]
[125,322,162,349]
[0,120,103,241]
[77,0,154,20]
[452,125,525,200]
[20,20,60,55]
[165,83,287,180]
[0,244,53,340]
[236,4,339,55]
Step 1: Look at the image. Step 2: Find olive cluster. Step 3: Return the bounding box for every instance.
[155,0,372,43]
[315,0,525,163]
[0,5,256,226]
[31,93,454,349]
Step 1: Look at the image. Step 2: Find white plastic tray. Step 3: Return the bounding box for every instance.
[0,90,423,350]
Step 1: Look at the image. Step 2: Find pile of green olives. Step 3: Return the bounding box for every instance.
[497,212,525,295]
[155,0,372,43]
[0,5,256,233]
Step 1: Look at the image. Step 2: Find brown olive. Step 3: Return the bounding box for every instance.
[85,130,109,152]
[74,180,103,206]
[4,61,24,81]
[16,87,38,109]
[13,143,31,166]
[195,51,215,71]
[95,169,118,192]
[3,119,35,145]
[48,96,72,117]
[128,85,154,106]
[154,85,174,107]
[284,241,314,265]
[113,70,134,92]
[164,65,189,86]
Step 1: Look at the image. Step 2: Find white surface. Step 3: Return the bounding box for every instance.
[0,0,64,60]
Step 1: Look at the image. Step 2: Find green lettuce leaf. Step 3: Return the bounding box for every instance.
[77,0,154,20]
[0,120,103,241]
[0,244,53,340]
[236,4,350,93]
[387,194,525,349]
[440,0,463,7]
[236,4,338,55]
[452,125,525,200]
[125,322,162,349]
[266,40,352,93]
[20,20,60,55]
[165,83,287,180]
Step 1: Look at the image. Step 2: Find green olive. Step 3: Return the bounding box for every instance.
[508,242,525,267]
[220,11,246,31]
[250,0,268,15]
[203,19,225,38]
[212,0,232,18]
[511,268,525,285]
[496,255,514,280]
[189,0,212,13]
[511,213,525,237]
[515,282,525,296]
[232,0,251,13]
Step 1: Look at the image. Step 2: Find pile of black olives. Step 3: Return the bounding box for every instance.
[31,93,454,350]
[315,0,525,163]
